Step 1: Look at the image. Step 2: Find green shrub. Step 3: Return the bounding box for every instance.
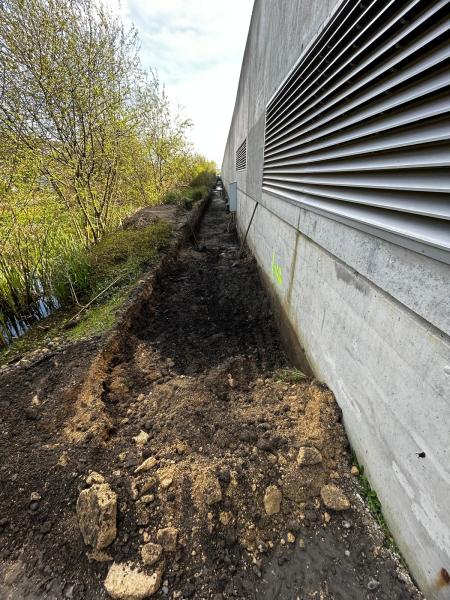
[163,190,182,205]
[275,368,307,383]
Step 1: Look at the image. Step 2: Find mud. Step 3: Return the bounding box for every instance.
[0,195,423,600]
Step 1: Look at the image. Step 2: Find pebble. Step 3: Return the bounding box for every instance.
[342,519,352,529]
[367,578,380,591]
[297,446,322,465]
[140,494,155,504]
[134,456,157,474]
[160,477,173,490]
[252,565,261,578]
[320,484,350,511]
[263,485,282,516]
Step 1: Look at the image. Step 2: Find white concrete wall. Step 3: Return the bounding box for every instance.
[222,1,450,598]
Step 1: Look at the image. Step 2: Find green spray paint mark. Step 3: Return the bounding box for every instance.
[271,251,283,286]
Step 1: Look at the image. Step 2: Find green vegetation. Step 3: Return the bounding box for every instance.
[66,289,129,341]
[352,453,398,551]
[0,0,215,346]
[275,368,308,383]
[0,217,175,362]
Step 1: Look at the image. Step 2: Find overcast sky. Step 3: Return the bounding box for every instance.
[104,0,254,166]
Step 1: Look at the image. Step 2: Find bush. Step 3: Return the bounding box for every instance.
[163,190,183,205]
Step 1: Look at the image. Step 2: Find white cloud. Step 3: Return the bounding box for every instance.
[103,0,254,166]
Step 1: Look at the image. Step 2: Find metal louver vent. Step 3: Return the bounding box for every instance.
[263,0,450,264]
[236,139,247,171]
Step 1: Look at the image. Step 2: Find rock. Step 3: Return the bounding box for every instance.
[342,519,352,529]
[76,483,117,551]
[86,471,105,485]
[351,465,360,476]
[219,511,232,526]
[320,484,350,511]
[141,543,163,567]
[160,477,173,490]
[263,485,282,516]
[367,578,380,591]
[156,527,178,552]
[193,470,222,506]
[104,562,163,599]
[30,491,42,501]
[287,532,295,544]
[133,431,149,446]
[134,457,157,474]
[297,447,322,466]
[140,494,155,504]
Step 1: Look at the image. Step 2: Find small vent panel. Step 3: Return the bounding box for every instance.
[263,0,450,263]
[236,139,247,171]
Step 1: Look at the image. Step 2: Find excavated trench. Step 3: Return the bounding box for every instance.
[0,194,422,600]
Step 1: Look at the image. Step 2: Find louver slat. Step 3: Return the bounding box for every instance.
[236,139,247,171]
[263,0,450,263]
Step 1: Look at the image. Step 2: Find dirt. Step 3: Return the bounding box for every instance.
[0,194,423,600]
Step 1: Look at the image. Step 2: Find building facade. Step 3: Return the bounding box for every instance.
[221,1,450,597]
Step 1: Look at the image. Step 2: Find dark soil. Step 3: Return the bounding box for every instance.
[0,194,423,600]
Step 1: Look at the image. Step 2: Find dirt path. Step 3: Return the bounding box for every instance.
[0,195,422,600]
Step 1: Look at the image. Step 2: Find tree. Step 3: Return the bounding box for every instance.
[0,0,138,244]
[131,73,195,202]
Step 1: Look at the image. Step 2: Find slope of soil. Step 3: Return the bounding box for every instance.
[0,195,423,600]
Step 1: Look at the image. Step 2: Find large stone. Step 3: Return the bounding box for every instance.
[104,562,163,599]
[77,483,117,550]
[320,484,350,511]
[263,485,282,516]
[297,447,322,466]
[141,543,163,566]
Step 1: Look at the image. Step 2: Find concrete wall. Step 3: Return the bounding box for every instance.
[222,1,450,598]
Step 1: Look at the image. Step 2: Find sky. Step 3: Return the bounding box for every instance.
[103,0,254,167]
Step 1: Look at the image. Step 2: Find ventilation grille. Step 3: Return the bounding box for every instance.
[263,0,450,264]
[236,139,247,171]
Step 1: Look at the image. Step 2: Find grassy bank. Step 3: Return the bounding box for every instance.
[0,214,174,364]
